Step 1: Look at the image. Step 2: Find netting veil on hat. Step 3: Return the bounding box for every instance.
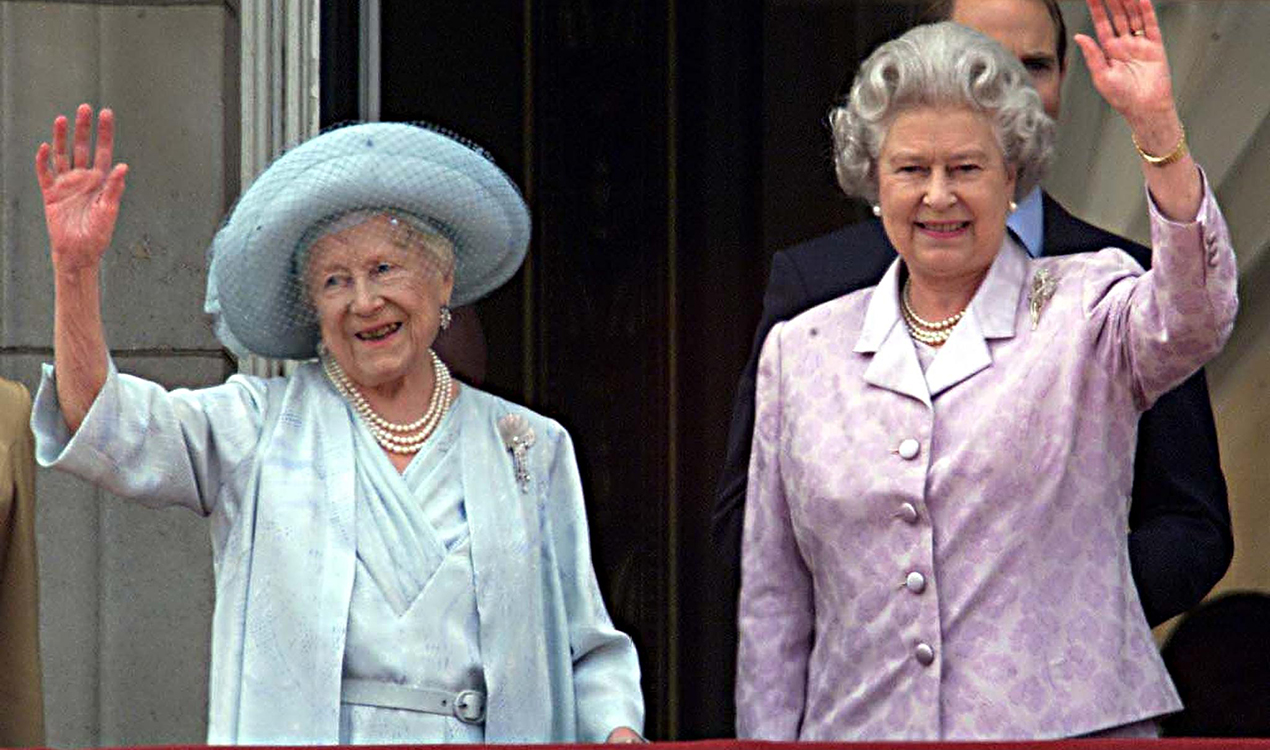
[205,122,531,360]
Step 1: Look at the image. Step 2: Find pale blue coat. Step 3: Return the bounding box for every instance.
[32,363,644,744]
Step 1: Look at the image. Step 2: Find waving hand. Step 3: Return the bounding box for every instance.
[35,104,128,274]
[1075,0,1176,123]
[1075,0,1199,221]
[35,104,127,433]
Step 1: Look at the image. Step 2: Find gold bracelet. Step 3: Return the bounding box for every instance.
[1132,125,1187,167]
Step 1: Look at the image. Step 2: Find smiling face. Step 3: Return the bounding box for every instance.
[950,0,1064,120]
[877,106,1017,289]
[305,213,455,393]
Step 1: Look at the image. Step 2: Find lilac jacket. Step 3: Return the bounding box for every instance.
[737,182,1237,741]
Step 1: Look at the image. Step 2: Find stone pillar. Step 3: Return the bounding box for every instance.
[238,0,320,377]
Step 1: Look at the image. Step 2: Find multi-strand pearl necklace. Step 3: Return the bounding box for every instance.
[322,349,453,454]
[901,278,966,347]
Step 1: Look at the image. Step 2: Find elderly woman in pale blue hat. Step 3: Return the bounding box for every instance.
[32,109,645,745]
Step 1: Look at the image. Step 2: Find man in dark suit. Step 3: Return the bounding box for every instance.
[715,0,1230,646]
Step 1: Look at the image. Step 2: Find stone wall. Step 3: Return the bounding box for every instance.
[0,2,236,744]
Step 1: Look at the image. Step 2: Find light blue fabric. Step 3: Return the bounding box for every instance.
[340,392,484,744]
[349,398,466,612]
[1008,185,1044,258]
[341,535,485,744]
[31,362,643,744]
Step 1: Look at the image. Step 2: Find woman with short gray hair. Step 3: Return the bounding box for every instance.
[738,0,1236,740]
[830,21,1054,205]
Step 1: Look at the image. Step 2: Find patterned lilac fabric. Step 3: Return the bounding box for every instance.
[737,179,1237,741]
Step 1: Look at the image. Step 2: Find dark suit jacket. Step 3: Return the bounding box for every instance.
[714,193,1232,629]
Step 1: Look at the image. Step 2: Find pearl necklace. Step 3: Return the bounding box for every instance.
[901,278,966,346]
[322,349,453,454]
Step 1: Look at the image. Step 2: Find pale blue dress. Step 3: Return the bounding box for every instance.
[339,392,485,743]
[31,362,645,743]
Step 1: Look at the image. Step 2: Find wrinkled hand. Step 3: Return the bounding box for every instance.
[1074,0,1176,127]
[35,104,128,274]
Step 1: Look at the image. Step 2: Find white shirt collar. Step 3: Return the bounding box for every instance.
[1008,186,1044,258]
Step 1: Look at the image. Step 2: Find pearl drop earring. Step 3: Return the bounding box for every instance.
[872,205,882,217]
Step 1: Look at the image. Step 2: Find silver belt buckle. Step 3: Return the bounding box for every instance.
[454,689,486,724]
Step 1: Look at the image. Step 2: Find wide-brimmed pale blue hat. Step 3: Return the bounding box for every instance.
[205,122,531,360]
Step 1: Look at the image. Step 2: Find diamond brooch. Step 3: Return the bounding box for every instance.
[1028,268,1058,330]
[498,414,537,493]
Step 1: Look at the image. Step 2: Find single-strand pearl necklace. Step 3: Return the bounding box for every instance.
[901,278,966,347]
[322,349,453,454]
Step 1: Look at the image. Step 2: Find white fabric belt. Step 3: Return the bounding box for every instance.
[341,679,486,724]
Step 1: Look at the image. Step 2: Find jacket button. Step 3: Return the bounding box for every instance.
[915,642,935,666]
[897,438,920,460]
[905,571,927,594]
[897,503,919,524]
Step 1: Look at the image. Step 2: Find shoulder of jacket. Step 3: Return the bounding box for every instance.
[1048,245,1145,275]
[461,386,567,443]
[786,284,872,331]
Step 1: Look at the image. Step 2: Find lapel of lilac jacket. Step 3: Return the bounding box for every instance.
[855,239,1030,402]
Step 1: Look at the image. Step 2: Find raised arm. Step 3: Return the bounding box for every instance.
[34,104,128,433]
[1075,0,1199,220]
[1075,0,1236,410]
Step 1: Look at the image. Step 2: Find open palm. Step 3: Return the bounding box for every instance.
[1074,0,1175,123]
[35,105,128,273]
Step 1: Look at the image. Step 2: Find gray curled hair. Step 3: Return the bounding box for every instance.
[830,21,1055,203]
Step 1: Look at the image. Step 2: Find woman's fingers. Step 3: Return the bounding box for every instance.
[1104,0,1132,36]
[72,104,92,171]
[52,115,69,173]
[38,105,118,194]
[1123,0,1145,36]
[94,108,116,173]
[100,163,128,209]
[1078,0,1176,123]
[1139,0,1162,42]
[35,142,54,191]
[1085,0,1115,48]
[1092,0,1159,43]
[1074,33,1111,82]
